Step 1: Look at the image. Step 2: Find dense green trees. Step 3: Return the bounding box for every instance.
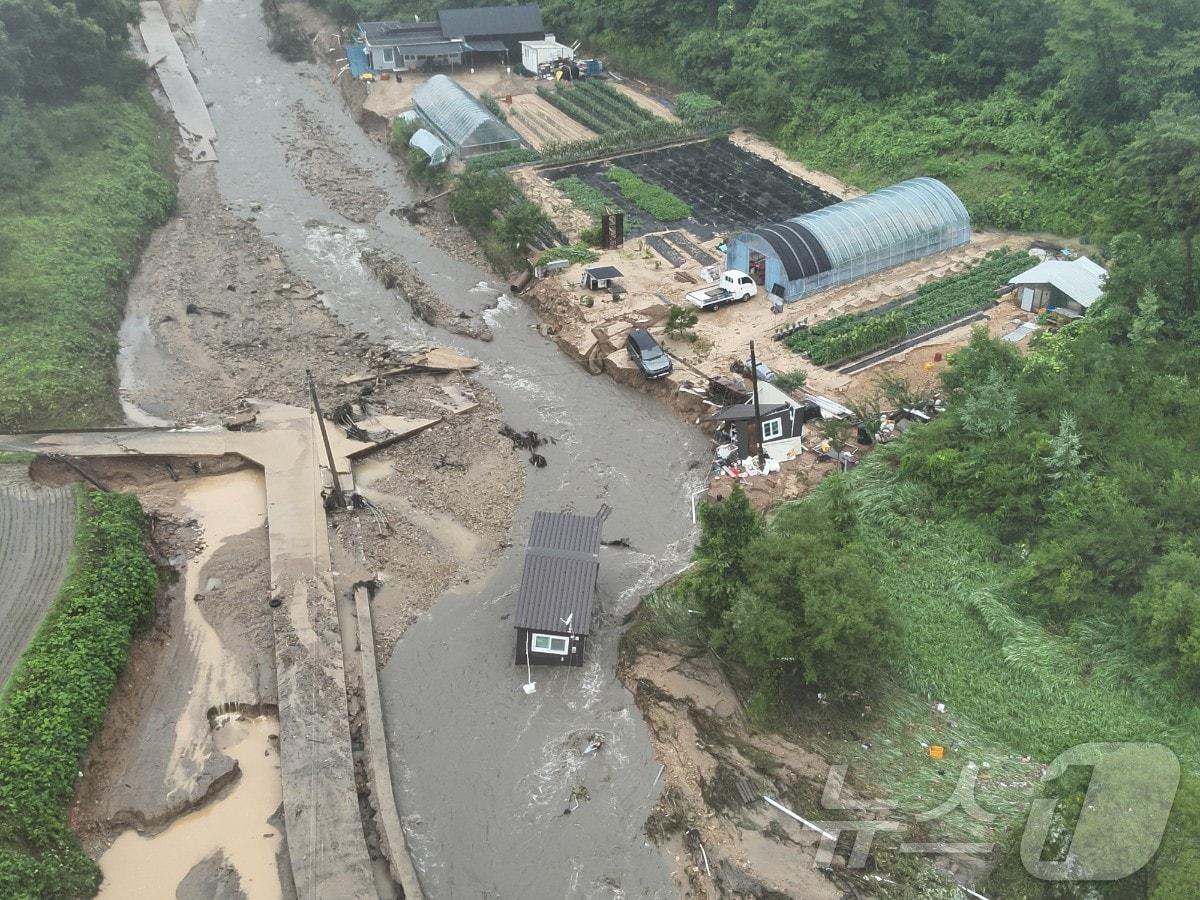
[686,482,897,697]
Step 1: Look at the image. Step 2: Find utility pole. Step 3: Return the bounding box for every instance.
[749,341,765,466]
[307,369,346,510]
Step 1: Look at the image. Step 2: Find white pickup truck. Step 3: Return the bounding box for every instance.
[686,269,759,311]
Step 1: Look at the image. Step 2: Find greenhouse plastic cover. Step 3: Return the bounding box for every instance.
[412,74,520,151]
[409,128,449,166]
[727,177,971,300]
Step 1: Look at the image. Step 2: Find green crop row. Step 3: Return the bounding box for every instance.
[539,119,697,164]
[605,166,691,221]
[537,82,658,134]
[0,490,159,898]
[786,249,1033,366]
[464,148,541,171]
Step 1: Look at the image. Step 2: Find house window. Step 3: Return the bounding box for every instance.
[532,633,570,655]
[762,418,783,441]
[381,47,394,65]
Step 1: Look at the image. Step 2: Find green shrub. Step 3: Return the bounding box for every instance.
[536,244,600,267]
[390,116,420,152]
[675,91,721,123]
[0,491,158,898]
[464,148,540,171]
[605,165,691,220]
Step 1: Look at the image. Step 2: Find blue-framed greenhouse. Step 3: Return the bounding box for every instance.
[725,177,971,302]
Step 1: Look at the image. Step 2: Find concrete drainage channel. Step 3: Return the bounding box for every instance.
[343,583,423,900]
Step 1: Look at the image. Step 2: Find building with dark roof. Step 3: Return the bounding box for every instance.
[514,506,610,666]
[725,177,971,302]
[354,4,544,72]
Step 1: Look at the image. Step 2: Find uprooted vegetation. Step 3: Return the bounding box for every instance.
[0,491,159,897]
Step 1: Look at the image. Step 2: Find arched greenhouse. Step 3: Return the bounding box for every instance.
[411,74,521,158]
[725,177,971,302]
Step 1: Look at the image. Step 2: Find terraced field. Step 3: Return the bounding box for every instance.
[0,464,76,688]
[507,93,595,150]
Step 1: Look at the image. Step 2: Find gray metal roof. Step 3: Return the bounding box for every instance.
[1009,256,1107,308]
[438,4,543,38]
[358,21,451,47]
[514,508,610,634]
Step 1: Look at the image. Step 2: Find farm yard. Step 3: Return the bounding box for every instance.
[544,139,839,239]
[505,93,595,150]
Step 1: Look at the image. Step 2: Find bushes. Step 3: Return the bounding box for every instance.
[0,89,175,432]
[464,148,540,172]
[0,490,158,898]
[449,169,554,270]
[785,249,1031,366]
[535,244,599,267]
[389,115,420,152]
[605,165,691,220]
[539,120,701,165]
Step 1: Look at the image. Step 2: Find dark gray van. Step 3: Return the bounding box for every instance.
[626,328,672,379]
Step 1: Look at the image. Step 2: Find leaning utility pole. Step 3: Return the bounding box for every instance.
[306,369,346,510]
[749,341,765,466]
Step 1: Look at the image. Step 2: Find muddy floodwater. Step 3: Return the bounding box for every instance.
[120,1,710,895]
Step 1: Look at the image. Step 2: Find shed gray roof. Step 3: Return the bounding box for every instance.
[514,508,610,634]
[438,4,543,38]
[1008,256,1107,308]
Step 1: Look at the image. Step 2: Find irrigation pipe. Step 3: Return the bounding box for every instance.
[762,795,836,841]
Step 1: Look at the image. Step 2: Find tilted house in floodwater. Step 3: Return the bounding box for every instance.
[515,506,610,667]
[726,177,971,302]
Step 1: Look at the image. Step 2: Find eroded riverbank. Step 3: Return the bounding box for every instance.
[95,0,710,895]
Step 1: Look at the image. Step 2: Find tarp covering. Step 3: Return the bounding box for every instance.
[412,74,521,156]
[409,127,449,165]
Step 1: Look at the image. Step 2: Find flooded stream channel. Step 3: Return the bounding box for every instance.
[125,1,710,895]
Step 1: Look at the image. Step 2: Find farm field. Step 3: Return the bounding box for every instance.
[505,93,595,150]
[545,138,838,239]
[0,464,76,688]
[536,80,664,134]
[785,249,1033,367]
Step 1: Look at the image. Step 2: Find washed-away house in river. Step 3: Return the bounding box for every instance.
[514,506,610,666]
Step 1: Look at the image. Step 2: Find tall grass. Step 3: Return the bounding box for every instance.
[0,88,175,432]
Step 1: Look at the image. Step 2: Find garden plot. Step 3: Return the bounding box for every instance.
[544,138,838,240]
[506,93,595,150]
[0,465,75,686]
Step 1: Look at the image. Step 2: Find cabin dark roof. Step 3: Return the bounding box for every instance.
[438,4,543,39]
[514,508,609,634]
[585,265,623,279]
[358,21,454,47]
[707,402,788,423]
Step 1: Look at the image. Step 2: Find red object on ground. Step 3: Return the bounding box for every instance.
[504,95,513,104]
[380,72,390,80]
[934,352,943,362]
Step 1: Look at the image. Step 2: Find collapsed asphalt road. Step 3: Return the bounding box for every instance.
[120,0,709,896]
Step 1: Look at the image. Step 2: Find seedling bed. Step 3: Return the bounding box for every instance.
[545,139,837,240]
[644,234,685,267]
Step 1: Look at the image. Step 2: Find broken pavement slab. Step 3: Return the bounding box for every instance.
[2,403,379,900]
[340,347,481,385]
[138,2,217,162]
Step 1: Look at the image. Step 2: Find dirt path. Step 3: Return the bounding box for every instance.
[0,463,75,688]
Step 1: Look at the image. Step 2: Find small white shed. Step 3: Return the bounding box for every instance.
[520,37,574,73]
[1008,256,1107,315]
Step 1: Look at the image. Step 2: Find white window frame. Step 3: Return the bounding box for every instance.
[532,633,570,655]
[761,418,783,441]
[381,47,395,66]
